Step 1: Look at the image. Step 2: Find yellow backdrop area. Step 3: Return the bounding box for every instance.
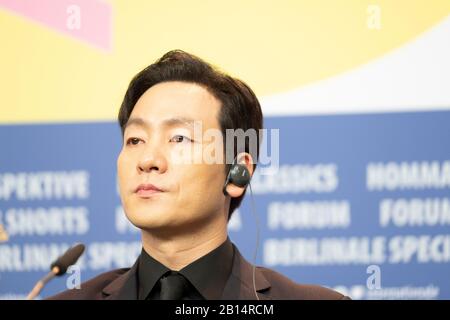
[1,0,449,124]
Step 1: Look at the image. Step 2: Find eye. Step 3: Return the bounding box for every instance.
[170,135,192,143]
[126,137,143,146]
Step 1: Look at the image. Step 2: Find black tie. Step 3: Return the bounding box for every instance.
[159,271,188,300]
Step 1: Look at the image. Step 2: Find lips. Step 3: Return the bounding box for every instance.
[135,184,164,197]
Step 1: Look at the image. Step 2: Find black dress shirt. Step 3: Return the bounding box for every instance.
[137,237,234,300]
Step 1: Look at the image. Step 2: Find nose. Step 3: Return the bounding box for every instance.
[137,145,168,174]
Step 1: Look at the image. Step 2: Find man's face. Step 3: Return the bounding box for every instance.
[117,81,228,233]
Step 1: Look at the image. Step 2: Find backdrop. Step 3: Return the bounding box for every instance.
[1,0,450,299]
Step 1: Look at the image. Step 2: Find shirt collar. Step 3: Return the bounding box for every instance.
[138,237,234,300]
[138,249,170,300]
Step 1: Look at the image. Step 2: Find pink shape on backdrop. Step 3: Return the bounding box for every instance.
[0,0,112,51]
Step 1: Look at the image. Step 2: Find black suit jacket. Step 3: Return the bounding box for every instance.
[48,244,350,300]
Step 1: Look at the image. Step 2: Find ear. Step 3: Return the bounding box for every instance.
[225,153,254,198]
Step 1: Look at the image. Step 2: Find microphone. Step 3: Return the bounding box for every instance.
[26,243,85,300]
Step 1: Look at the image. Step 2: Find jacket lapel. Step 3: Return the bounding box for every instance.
[221,244,271,300]
[102,258,140,300]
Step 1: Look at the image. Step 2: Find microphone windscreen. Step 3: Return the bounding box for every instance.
[50,243,85,276]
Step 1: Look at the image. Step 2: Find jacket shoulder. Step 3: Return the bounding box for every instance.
[258,267,350,300]
[45,268,130,300]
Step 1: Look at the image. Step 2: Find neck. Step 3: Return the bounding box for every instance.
[141,223,228,271]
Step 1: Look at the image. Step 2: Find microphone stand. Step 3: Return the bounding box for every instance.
[26,266,60,300]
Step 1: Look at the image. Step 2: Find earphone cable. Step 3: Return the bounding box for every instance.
[248,182,260,301]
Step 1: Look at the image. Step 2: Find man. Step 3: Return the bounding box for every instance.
[49,50,349,300]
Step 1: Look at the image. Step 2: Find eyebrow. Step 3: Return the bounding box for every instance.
[124,116,197,131]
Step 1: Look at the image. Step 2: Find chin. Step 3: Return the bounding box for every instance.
[126,213,165,230]
[124,205,181,230]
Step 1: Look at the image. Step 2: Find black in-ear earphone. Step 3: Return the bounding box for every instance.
[222,155,260,300]
[222,159,251,195]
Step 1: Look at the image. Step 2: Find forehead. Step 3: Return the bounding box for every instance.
[128,81,221,130]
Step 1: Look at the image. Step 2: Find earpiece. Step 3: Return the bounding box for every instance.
[228,164,250,187]
[222,154,260,300]
[222,155,251,195]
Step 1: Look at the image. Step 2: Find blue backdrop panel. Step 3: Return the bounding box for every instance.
[0,110,449,299]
